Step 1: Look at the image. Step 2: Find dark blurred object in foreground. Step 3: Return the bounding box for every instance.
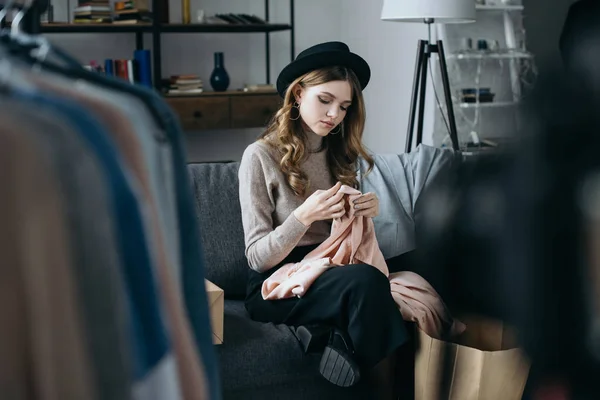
[560,0,600,90]
[415,68,600,399]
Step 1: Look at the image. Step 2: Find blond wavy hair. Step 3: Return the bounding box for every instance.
[259,66,374,197]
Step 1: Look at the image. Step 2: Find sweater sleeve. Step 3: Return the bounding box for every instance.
[238,144,309,273]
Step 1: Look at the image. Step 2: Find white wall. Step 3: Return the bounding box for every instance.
[340,0,436,155]
[46,0,342,162]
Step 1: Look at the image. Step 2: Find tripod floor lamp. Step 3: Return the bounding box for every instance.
[381,0,476,153]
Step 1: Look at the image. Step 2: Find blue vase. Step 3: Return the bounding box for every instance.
[210,52,230,92]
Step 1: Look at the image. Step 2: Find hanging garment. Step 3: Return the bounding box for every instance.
[54,63,224,400]
[6,81,179,399]
[4,100,133,400]
[0,111,97,400]
[35,72,181,283]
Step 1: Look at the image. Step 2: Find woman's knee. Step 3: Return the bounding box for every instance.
[344,264,390,294]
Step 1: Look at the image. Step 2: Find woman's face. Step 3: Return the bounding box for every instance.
[296,80,352,137]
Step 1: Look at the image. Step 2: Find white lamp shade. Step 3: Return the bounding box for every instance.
[381,0,476,23]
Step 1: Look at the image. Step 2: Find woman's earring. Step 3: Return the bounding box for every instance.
[290,101,301,121]
[330,124,342,135]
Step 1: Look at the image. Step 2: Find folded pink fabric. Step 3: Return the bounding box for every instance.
[390,271,466,339]
[262,185,387,300]
[261,185,464,339]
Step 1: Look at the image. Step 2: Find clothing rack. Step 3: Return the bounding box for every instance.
[0,19,222,398]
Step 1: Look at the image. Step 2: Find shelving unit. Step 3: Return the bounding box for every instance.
[38,0,295,131]
[432,0,536,149]
[41,0,295,93]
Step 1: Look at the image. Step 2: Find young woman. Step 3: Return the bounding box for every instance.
[238,42,409,399]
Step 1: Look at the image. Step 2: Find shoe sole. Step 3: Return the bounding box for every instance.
[319,345,360,387]
[296,325,330,354]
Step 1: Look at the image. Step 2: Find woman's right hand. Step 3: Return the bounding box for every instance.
[293,181,346,226]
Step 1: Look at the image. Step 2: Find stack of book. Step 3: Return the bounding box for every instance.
[73,1,111,23]
[167,75,204,95]
[113,0,152,24]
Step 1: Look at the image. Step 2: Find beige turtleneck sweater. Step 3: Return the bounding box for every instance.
[238,133,336,273]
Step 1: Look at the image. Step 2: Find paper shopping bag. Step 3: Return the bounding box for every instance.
[415,315,530,400]
[205,279,224,344]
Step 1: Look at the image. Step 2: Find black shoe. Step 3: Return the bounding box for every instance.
[318,329,361,387]
[294,324,332,354]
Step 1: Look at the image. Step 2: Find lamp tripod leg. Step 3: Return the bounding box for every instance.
[437,40,460,151]
[416,42,430,148]
[406,40,426,153]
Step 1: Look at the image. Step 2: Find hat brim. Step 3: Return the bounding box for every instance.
[276,51,371,98]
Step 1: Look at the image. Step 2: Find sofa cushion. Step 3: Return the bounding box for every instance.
[217,300,371,398]
[188,162,248,298]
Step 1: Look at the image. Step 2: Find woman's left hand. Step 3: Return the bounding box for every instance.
[352,192,379,218]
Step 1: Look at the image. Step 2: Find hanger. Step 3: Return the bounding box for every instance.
[10,0,34,37]
[0,0,17,27]
[0,0,82,69]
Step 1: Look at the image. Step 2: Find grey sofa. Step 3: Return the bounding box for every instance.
[188,161,375,399]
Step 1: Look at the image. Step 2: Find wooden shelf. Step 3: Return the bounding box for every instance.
[448,50,533,60]
[40,22,292,34]
[458,101,520,109]
[159,23,292,33]
[164,90,278,98]
[41,23,152,33]
[475,4,524,11]
[36,0,296,94]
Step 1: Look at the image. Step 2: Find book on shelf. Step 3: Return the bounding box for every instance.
[113,0,167,23]
[72,0,152,24]
[73,18,112,23]
[113,2,152,24]
[172,79,202,85]
[166,74,204,95]
[88,52,152,88]
[73,1,111,23]
[113,12,153,24]
[114,0,149,10]
[166,88,204,95]
[74,5,111,13]
[112,19,150,24]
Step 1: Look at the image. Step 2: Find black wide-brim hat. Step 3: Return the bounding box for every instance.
[276,41,371,98]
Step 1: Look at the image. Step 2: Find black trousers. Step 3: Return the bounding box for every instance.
[245,245,411,369]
